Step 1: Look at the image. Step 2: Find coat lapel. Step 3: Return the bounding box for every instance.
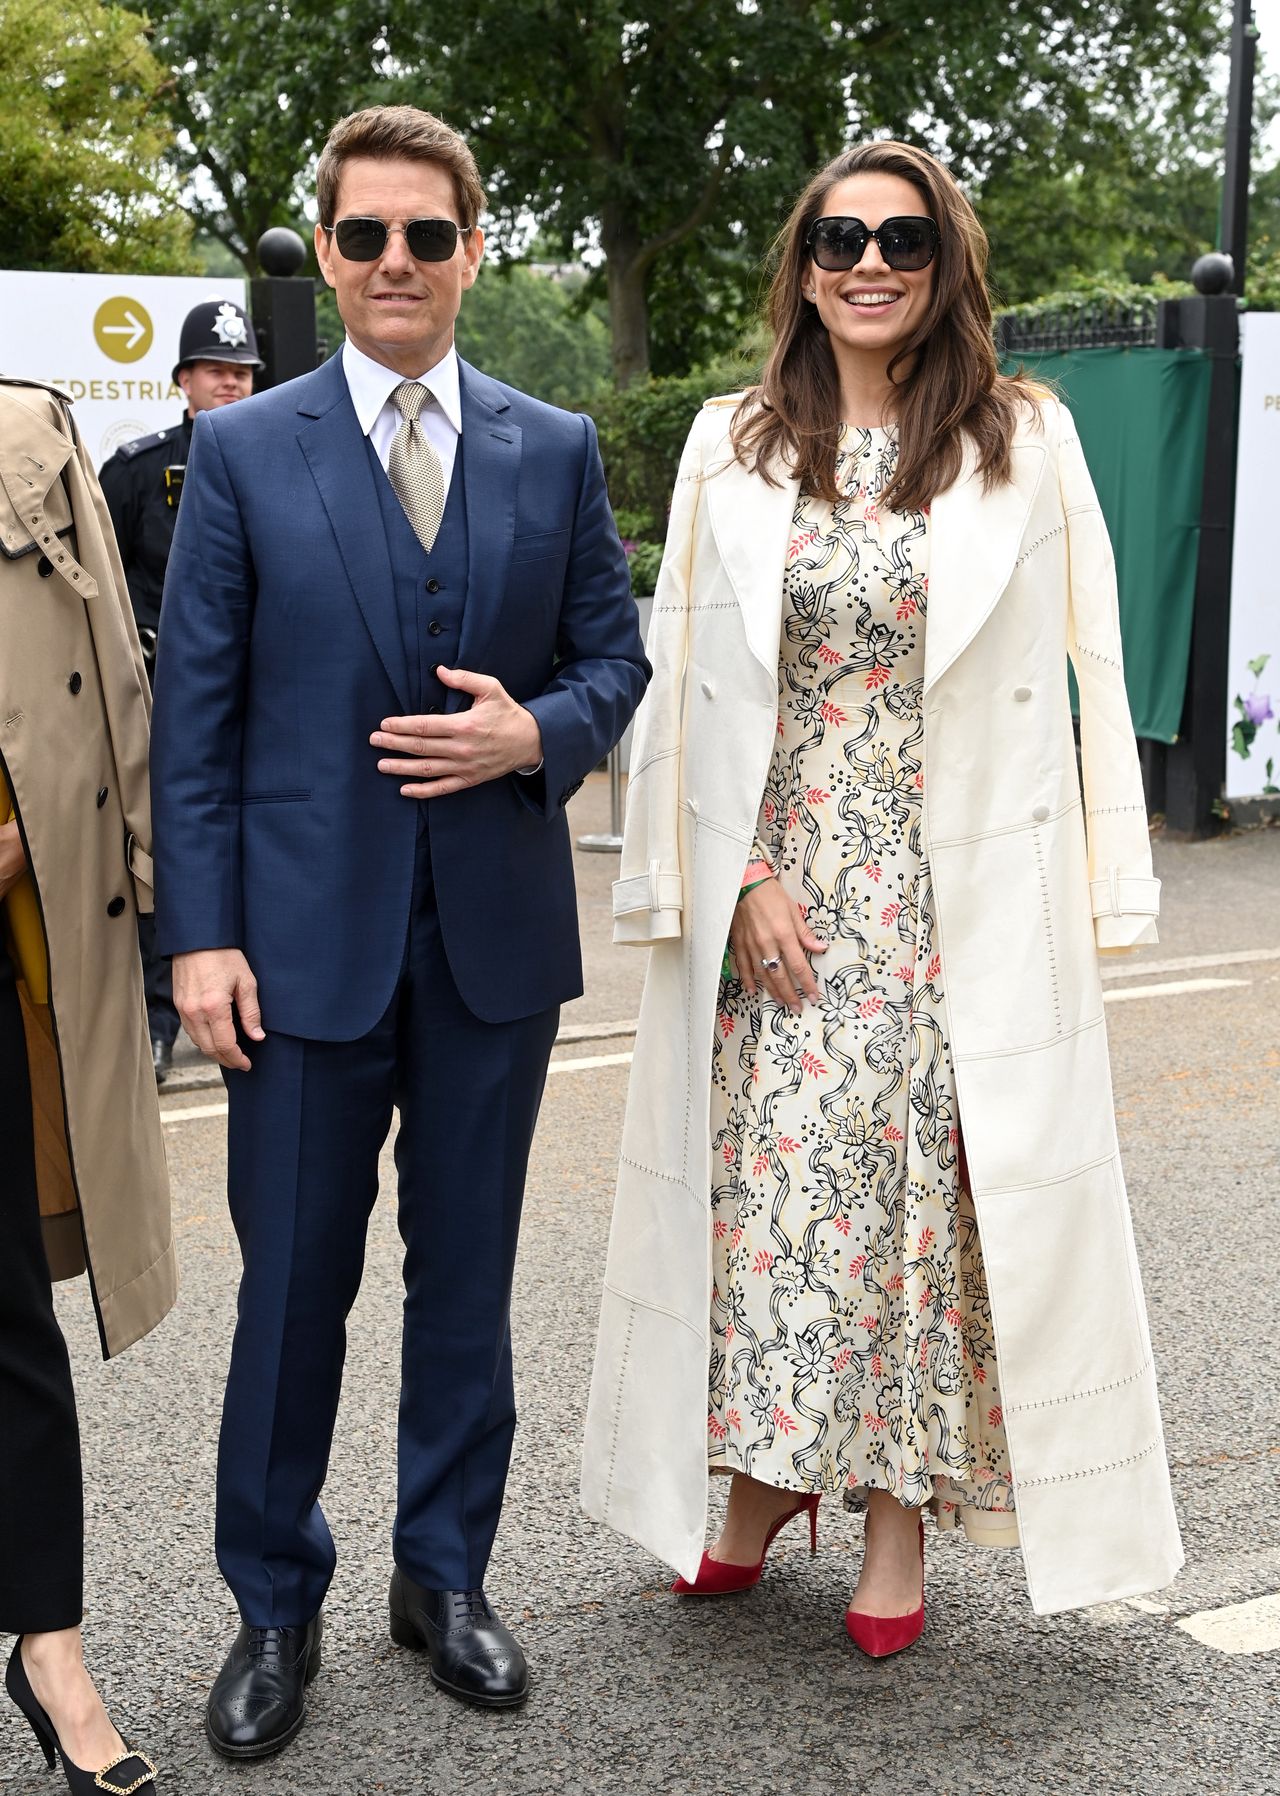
[923,433,1049,695]
[453,360,520,704]
[702,419,800,681]
[296,355,411,711]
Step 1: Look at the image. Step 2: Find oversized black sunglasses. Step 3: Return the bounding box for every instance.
[323,216,473,263]
[807,215,940,273]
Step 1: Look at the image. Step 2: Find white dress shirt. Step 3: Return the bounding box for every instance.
[342,336,462,500]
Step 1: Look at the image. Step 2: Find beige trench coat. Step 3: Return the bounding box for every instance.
[0,378,175,1359]
[581,394,1183,1615]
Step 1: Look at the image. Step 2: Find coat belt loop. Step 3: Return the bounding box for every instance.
[1108,866,1122,918]
[648,859,661,912]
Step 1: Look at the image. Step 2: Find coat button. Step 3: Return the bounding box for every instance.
[37,556,53,578]
[1032,803,1050,822]
[425,578,441,594]
[701,679,715,699]
[1013,685,1032,701]
[428,619,443,636]
[106,896,126,917]
[68,671,82,694]
[96,787,109,808]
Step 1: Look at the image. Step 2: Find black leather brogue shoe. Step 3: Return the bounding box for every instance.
[205,1613,323,1759]
[152,1038,173,1084]
[389,1569,529,1709]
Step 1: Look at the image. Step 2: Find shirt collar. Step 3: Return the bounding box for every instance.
[341,337,463,438]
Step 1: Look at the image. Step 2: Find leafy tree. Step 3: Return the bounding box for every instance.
[0,0,192,272]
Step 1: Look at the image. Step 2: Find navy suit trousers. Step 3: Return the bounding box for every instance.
[216,821,559,1624]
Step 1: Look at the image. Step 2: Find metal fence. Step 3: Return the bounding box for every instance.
[996,295,1161,357]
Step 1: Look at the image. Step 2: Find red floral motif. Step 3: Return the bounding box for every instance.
[727,1408,743,1431]
[713,1218,728,1238]
[859,1312,878,1331]
[800,1050,827,1077]
[884,1273,904,1292]
[865,665,892,690]
[725,1324,735,1343]
[805,787,831,805]
[772,1405,799,1435]
[865,863,884,883]
[973,1363,988,1384]
[787,806,800,828]
[719,1012,735,1037]
[988,1405,1004,1428]
[895,964,914,984]
[708,1413,728,1441]
[896,596,917,620]
[731,1226,743,1249]
[820,700,847,725]
[752,1249,774,1275]
[945,1306,962,1326]
[871,1353,884,1377]
[914,771,924,789]
[777,1135,800,1153]
[833,1348,852,1374]
[752,1152,769,1177]
[848,1252,868,1275]
[948,1125,959,1147]
[817,644,843,665]
[881,901,902,926]
[859,995,884,1019]
[722,1140,736,1166]
[788,528,818,561]
[926,952,941,981]
[917,1227,936,1253]
[863,1412,888,1432]
[883,1124,904,1144]
[834,1217,853,1238]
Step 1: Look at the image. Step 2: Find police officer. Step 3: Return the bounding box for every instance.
[99,298,263,1083]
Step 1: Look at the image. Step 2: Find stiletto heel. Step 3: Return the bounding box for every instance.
[4,1637,158,1793]
[672,1491,821,1596]
[844,1515,926,1658]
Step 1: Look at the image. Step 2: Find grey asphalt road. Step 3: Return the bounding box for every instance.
[2,779,1277,1796]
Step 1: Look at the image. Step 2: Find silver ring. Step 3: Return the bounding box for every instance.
[761,955,782,971]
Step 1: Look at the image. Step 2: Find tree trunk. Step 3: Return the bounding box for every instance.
[604,238,650,389]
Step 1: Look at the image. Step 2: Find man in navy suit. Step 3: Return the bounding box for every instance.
[150,105,647,1757]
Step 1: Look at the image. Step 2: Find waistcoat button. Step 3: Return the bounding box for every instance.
[428,619,443,636]
[425,578,441,594]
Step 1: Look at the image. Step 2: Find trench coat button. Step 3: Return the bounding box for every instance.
[425,578,441,594]
[96,787,109,808]
[68,671,82,694]
[428,619,443,636]
[37,556,53,578]
[1031,803,1050,822]
[1013,685,1032,701]
[106,896,126,918]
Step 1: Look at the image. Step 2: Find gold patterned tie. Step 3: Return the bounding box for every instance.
[387,380,446,552]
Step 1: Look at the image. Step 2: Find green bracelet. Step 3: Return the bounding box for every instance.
[721,874,775,979]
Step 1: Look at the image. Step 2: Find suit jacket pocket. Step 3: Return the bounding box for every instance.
[241,790,312,805]
[510,527,570,565]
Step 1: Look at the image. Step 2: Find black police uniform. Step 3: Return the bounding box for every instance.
[99,417,192,664]
[97,298,263,1072]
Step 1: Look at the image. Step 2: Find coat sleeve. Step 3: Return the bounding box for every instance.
[1058,405,1160,951]
[612,413,705,944]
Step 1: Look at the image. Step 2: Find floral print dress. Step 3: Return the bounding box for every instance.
[707,425,1016,1534]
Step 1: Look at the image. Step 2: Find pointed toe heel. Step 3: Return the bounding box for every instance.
[4,1638,158,1792]
[845,1514,926,1658]
[671,1491,821,1596]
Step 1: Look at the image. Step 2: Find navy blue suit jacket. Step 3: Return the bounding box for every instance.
[150,352,649,1036]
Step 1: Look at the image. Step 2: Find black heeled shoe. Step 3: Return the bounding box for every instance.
[4,1637,157,1794]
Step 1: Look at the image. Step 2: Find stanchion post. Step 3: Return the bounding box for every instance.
[576,743,625,852]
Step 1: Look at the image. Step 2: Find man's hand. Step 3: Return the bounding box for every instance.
[0,820,26,900]
[172,948,265,1071]
[370,667,543,799]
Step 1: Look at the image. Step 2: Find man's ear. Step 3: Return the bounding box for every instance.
[314,222,338,291]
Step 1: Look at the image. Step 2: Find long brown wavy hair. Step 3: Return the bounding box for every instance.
[731,140,1041,513]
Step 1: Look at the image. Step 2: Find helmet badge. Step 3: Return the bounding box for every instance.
[211,304,249,348]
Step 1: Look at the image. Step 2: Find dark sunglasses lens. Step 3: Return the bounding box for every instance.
[878,220,936,270]
[404,219,460,261]
[812,220,867,271]
[334,218,387,261]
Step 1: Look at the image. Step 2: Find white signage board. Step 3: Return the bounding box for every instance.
[1227,310,1280,799]
[0,271,247,469]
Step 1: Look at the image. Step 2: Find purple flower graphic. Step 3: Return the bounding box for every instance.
[1243,690,1274,727]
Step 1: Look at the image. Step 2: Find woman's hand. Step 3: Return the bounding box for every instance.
[0,820,27,900]
[728,876,828,1014]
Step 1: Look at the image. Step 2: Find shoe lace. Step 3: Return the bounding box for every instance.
[455,1590,491,1625]
[245,1627,284,1662]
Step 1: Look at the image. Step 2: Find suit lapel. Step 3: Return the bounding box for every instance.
[297,355,410,711]
[702,418,800,681]
[923,434,1048,695]
[454,361,520,703]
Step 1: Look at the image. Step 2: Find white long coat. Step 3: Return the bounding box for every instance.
[581,394,1184,1615]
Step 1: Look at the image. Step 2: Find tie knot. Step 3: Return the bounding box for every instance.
[393,380,429,422]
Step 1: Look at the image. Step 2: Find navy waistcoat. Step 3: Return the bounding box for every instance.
[365,432,469,715]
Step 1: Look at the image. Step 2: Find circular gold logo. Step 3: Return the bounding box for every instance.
[93,297,153,364]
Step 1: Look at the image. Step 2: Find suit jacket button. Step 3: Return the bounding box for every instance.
[68,671,82,694]
[425,578,441,594]
[106,896,126,917]
[1031,803,1050,823]
[96,787,109,808]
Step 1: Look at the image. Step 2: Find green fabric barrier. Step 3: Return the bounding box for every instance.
[1009,347,1212,743]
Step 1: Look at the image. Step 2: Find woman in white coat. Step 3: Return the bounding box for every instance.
[582,140,1183,1642]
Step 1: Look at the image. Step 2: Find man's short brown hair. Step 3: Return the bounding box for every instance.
[316,105,485,231]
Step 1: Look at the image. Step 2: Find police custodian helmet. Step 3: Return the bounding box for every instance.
[172,299,265,382]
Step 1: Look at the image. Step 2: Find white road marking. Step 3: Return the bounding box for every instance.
[1100,946,1280,981]
[547,1051,633,1075]
[1102,977,1250,1003]
[1176,1592,1280,1655]
[162,1101,229,1124]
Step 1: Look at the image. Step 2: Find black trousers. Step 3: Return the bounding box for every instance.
[136,912,178,1048]
[0,936,83,1634]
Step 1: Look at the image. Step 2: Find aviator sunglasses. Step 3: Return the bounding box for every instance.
[807,215,940,273]
[323,216,473,262]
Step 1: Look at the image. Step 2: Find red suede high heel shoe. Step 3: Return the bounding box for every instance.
[844,1515,925,1657]
[672,1492,821,1595]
